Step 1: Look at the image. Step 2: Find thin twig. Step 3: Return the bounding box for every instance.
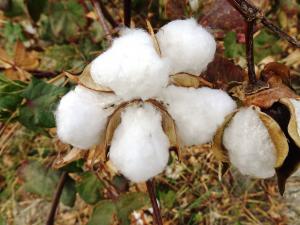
[45,172,68,225]
[123,0,131,27]
[227,0,300,47]
[97,0,118,28]
[91,0,113,42]
[146,179,163,225]
[245,20,256,84]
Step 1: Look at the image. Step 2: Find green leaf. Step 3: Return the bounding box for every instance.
[88,200,117,225]
[159,189,176,209]
[40,45,85,71]
[21,161,60,198]
[0,215,6,225]
[224,32,245,59]
[26,0,47,22]
[88,192,149,225]
[2,22,25,53]
[4,0,25,17]
[76,172,104,205]
[253,29,282,63]
[48,0,86,40]
[116,192,150,225]
[0,75,26,121]
[61,176,77,207]
[18,78,67,132]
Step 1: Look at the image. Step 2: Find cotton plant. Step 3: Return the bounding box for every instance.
[55,18,237,183]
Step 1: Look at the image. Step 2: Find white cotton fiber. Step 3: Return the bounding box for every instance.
[161,86,236,146]
[223,107,277,178]
[290,99,300,136]
[55,85,120,149]
[109,103,170,182]
[91,29,170,100]
[156,18,216,75]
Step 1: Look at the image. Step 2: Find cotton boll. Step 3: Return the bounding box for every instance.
[55,85,120,149]
[109,104,170,182]
[161,86,236,146]
[290,99,300,136]
[156,18,216,75]
[91,29,170,100]
[189,0,199,11]
[223,107,277,178]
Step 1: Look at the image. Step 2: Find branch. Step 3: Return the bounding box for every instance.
[146,179,163,225]
[91,0,113,42]
[123,0,131,27]
[245,20,256,84]
[97,0,118,28]
[45,172,68,225]
[227,0,300,47]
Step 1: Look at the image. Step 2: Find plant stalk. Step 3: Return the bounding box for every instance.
[45,172,68,225]
[245,20,257,84]
[123,0,131,27]
[146,179,163,225]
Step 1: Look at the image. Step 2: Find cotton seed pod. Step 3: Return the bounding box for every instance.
[104,99,179,159]
[213,106,288,178]
[156,18,216,75]
[90,28,170,100]
[161,85,237,146]
[55,85,120,149]
[109,103,170,182]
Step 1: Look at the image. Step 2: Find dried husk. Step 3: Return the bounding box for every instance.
[279,98,300,148]
[78,64,113,93]
[169,73,213,88]
[212,112,237,163]
[212,107,289,169]
[53,148,86,169]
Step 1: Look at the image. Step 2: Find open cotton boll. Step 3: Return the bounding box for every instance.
[55,85,120,149]
[290,99,300,136]
[109,104,170,182]
[161,86,236,146]
[223,108,277,178]
[91,29,170,100]
[156,18,216,75]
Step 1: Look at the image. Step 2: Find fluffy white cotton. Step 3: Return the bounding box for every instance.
[223,107,277,178]
[91,29,170,100]
[290,99,300,136]
[161,86,236,146]
[55,85,120,149]
[156,18,216,75]
[109,104,170,182]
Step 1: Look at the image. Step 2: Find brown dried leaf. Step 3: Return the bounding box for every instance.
[164,0,185,20]
[79,64,113,93]
[170,73,213,88]
[279,98,300,148]
[212,112,237,163]
[258,112,289,168]
[261,62,291,86]
[200,0,246,35]
[14,42,39,70]
[53,148,86,169]
[244,83,297,108]
[203,55,247,90]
